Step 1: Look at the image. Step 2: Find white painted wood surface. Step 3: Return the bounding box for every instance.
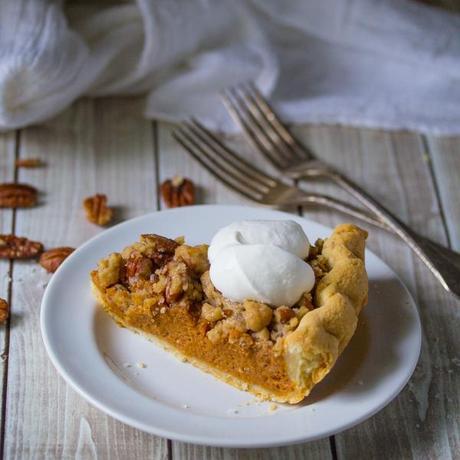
[0,99,459,459]
[2,99,167,459]
[0,132,15,460]
[291,127,460,459]
[1,0,456,453]
[427,136,460,250]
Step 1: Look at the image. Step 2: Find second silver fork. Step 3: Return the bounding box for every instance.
[172,120,388,230]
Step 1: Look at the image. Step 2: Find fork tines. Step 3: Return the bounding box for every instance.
[172,120,278,203]
[222,83,309,169]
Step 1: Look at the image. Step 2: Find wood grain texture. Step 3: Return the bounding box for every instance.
[425,136,460,250]
[0,131,16,459]
[291,126,460,459]
[171,443,332,460]
[1,99,459,458]
[422,0,460,11]
[3,98,167,459]
[156,122,333,460]
[156,124,251,208]
[0,0,459,456]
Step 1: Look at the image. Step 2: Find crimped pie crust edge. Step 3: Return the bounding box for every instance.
[284,224,368,400]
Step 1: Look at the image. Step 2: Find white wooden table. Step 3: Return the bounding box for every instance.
[1,91,460,458]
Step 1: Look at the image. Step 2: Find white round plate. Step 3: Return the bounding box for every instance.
[41,205,421,448]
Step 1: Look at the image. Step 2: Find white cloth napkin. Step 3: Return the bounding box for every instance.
[1,0,460,134]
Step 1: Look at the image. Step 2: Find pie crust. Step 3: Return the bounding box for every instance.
[91,223,368,403]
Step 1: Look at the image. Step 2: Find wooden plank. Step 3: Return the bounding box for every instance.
[157,122,333,459]
[422,0,460,11]
[171,443,333,460]
[0,131,16,457]
[425,136,460,250]
[291,126,459,459]
[155,124,252,207]
[3,98,167,458]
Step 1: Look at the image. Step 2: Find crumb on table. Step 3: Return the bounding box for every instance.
[268,403,278,413]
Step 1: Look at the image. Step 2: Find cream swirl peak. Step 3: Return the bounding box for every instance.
[208,220,315,307]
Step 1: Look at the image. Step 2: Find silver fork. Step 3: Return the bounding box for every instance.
[172,120,460,301]
[221,85,460,300]
[172,120,388,230]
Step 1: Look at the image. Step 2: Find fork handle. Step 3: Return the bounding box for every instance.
[298,192,460,279]
[324,172,460,299]
[299,194,389,231]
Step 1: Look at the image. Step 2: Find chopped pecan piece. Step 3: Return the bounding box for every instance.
[160,176,195,208]
[0,298,8,324]
[295,292,315,312]
[0,183,38,208]
[140,234,179,267]
[274,306,296,323]
[307,238,324,261]
[197,320,211,337]
[39,247,75,273]
[0,235,43,259]
[83,194,113,226]
[125,254,153,281]
[160,258,202,306]
[165,269,186,303]
[15,158,45,168]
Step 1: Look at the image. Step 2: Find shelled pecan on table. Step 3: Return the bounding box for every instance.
[160,176,195,208]
[0,298,8,324]
[0,235,43,259]
[39,247,75,273]
[83,194,113,226]
[15,158,45,168]
[0,183,38,208]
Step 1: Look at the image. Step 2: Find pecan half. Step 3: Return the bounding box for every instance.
[0,298,8,324]
[83,194,113,226]
[160,176,195,208]
[15,158,45,168]
[39,247,75,273]
[0,235,43,259]
[0,183,38,208]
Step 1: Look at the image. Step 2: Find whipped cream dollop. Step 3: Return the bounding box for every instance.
[209,220,315,307]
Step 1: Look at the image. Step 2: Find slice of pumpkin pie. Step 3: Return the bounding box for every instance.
[91,220,368,403]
